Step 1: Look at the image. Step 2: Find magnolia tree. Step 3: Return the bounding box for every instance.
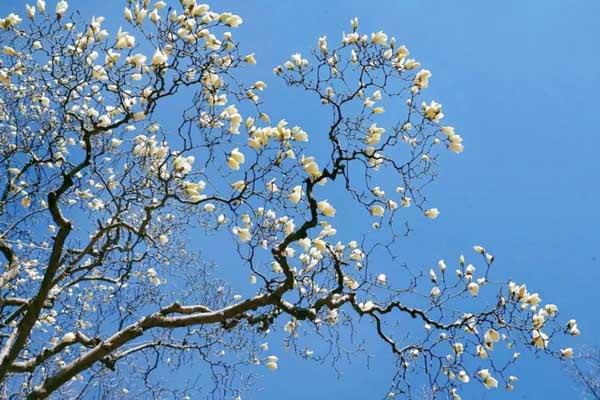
[0,1,581,399]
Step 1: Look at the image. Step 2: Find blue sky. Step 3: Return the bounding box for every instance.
[3,0,600,398]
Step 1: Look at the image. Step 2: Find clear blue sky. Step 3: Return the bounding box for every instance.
[3,0,600,398]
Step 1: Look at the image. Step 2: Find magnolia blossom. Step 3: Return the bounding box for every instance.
[317,200,336,217]
[233,226,252,242]
[227,148,245,170]
[473,245,485,254]
[244,53,256,64]
[370,205,385,217]
[476,345,488,359]
[560,347,573,359]
[477,369,498,389]
[413,69,431,89]
[376,273,387,285]
[448,133,464,154]
[127,53,147,68]
[55,0,68,17]
[158,234,169,246]
[467,282,480,296]
[3,46,18,57]
[422,101,444,122]
[152,48,169,67]
[301,156,321,179]
[231,180,247,192]
[424,208,440,219]
[450,389,461,400]
[174,155,194,175]
[366,123,385,145]
[116,29,136,49]
[438,259,447,271]
[124,7,133,22]
[567,319,581,336]
[265,355,278,371]
[452,342,465,356]
[288,185,303,204]
[36,0,46,14]
[371,30,388,46]
[222,13,243,27]
[484,329,501,345]
[531,329,549,349]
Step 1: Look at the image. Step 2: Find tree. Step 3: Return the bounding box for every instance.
[0,1,581,399]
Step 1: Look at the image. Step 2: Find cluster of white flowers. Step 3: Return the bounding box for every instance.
[247,119,308,153]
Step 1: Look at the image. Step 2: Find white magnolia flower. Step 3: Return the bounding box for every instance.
[233,226,251,242]
[473,245,485,254]
[467,282,480,296]
[560,347,573,359]
[422,100,444,122]
[424,208,439,219]
[152,48,169,67]
[544,304,559,316]
[484,329,501,345]
[231,180,247,192]
[450,388,461,400]
[477,369,498,389]
[37,0,46,14]
[366,123,385,145]
[158,234,169,246]
[567,319,580,336]
[371,30,388,46]
[116,29,136,49]
[223,14,243,27]
[2,46,18,57]
[265,355,278,370]
[244,53,256,64]
[476,345,488,359]
[127,53,147,68]
[370,205,385,217]
[447,141,464,154]
[531,329,549,349]
[55,0,68,17]
[227,148,245,170]
[452,342,464,356]
[438,259,447,272]
[124,7,133,22]
[376,273,387,285]
[301,156,321,179]
[317,200,336,217]
[21,196,31,208]
[288,185,303,204]
[174,155,194,175]
[413,69,431,89]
